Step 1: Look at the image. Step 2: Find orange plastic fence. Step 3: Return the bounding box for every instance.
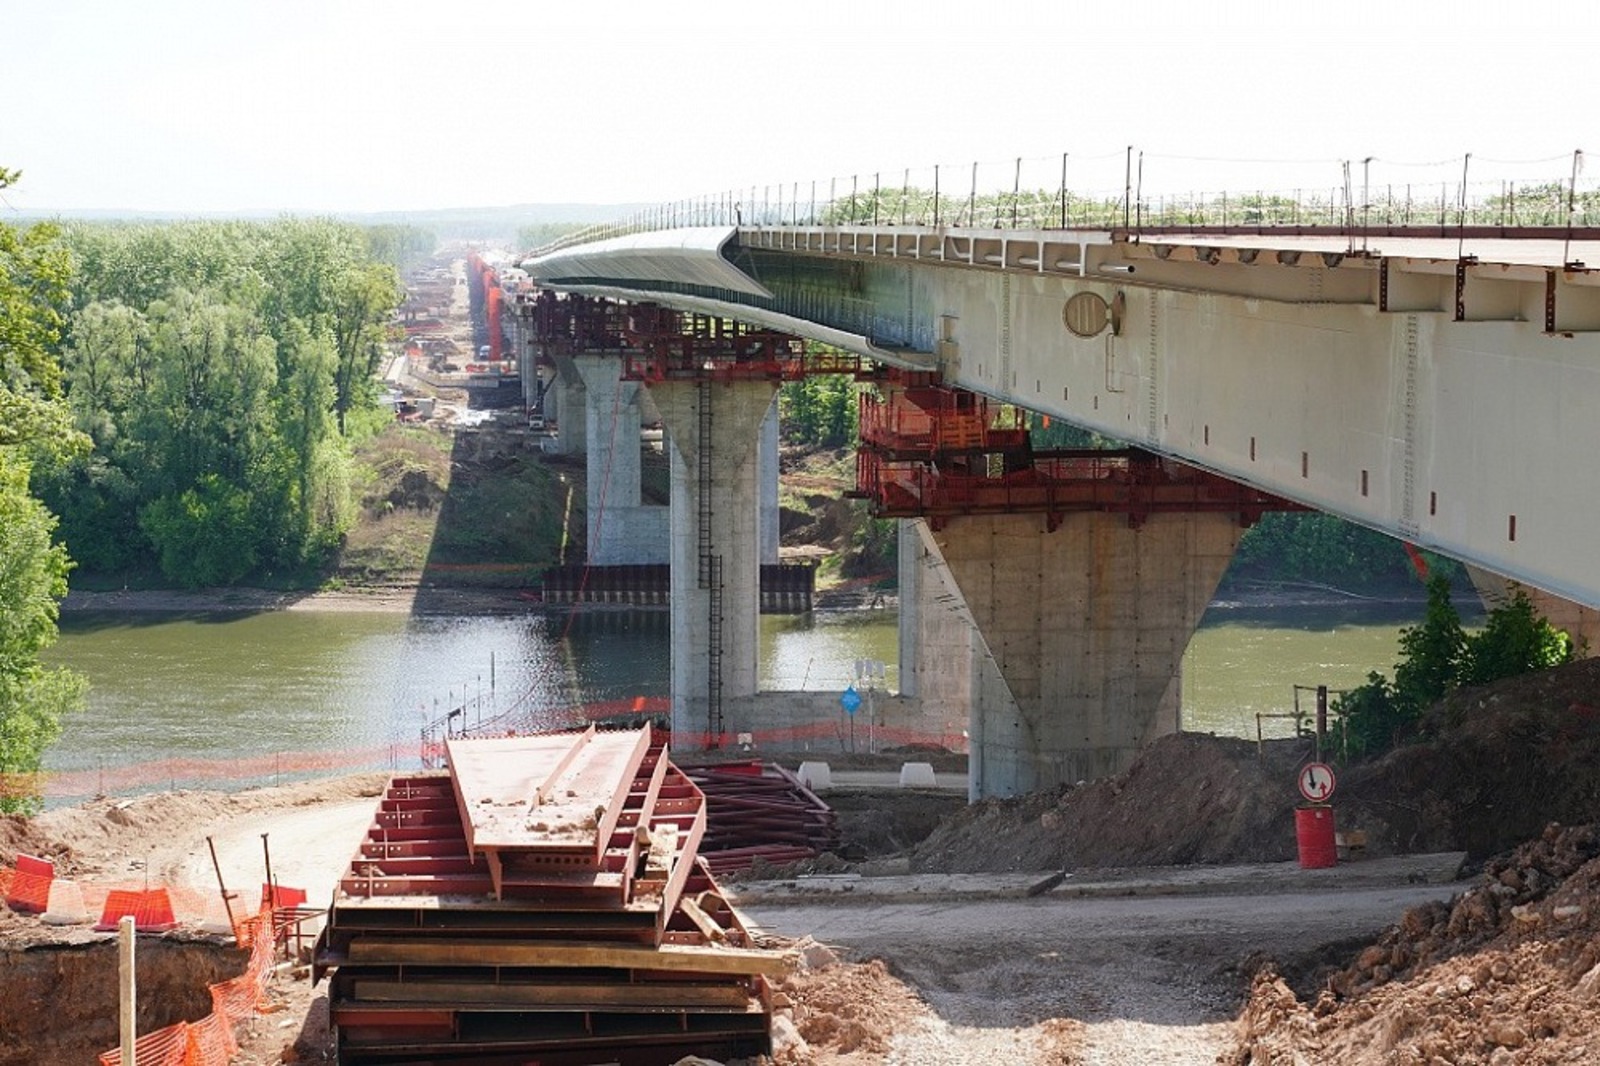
[1,710,965,806]
[94,887,179,932]
[95,909,275,1066]
[5,853,53,913]
[0,854,287,1066]
[1,741,414,804]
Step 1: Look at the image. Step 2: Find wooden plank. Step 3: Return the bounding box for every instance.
[345,936,795,976]
[348,979,751,1009]
[677,895,727,944]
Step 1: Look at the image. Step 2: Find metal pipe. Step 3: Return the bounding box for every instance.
[207,835,237,936]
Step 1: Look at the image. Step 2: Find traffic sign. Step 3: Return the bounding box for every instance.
[1297,762,1337,803]
[840,686,862,715]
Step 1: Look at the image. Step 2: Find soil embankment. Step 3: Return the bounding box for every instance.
[914,658,1600,875]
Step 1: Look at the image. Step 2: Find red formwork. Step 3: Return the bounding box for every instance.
[318,725,789,1066]
[684,762,840,873]
[857,446,1305,528]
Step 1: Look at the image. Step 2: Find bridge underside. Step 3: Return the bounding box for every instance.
[526,224,1600,613]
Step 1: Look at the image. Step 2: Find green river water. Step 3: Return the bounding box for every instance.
[40,602,1445,796]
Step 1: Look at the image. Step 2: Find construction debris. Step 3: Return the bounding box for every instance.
[315,725,793,1064]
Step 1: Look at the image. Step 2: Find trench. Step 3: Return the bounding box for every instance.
[0,936,246,1065]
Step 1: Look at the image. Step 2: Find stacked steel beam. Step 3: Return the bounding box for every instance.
[685,762,842,876]
[315,725,791,1065]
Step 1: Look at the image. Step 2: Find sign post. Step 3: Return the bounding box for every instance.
[840,686,862,752]
[1297,762,1337,804]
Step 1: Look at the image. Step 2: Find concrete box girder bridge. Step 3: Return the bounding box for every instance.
[507,206,1600,797]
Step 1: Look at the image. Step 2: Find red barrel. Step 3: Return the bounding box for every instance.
[1295,805,1337,869]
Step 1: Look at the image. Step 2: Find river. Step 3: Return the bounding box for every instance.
[40,601,1450,796]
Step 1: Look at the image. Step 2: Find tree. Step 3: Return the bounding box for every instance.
[330,262,402,434]
[1459,590,1574,686]
[1335,575,1575,761]
[1391,574,1465,719]
[0,460,86,809]
[0,166,88,810]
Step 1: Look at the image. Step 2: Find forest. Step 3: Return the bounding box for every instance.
[32,219,417,586]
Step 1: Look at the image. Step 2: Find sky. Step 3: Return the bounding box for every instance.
[2,0,1596,216]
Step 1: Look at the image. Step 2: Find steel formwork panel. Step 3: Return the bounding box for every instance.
[322,731,784,1065]
[446,725,651,900]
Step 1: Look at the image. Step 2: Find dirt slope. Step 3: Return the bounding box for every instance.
[914,658,1600,874]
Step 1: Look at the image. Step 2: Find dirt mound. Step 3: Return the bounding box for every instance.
[914,659,1600,874]
[1339,658,1600,859]
[913,732,1306,873]
[1226,823,1600,1064]
[778,958,926,1058]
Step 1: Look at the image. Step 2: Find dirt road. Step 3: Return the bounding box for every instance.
[745,884,1460,1064]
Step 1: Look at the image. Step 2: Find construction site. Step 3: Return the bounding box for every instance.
[8,256,1600,1064]
[5,649,1600,1064]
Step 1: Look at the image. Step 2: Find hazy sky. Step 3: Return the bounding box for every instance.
[3,0,1595,214]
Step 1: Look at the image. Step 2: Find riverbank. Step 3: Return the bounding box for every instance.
[60,577,1447,617]
[59,584,542,615]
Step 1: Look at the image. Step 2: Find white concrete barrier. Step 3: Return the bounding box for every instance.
[796,761,832,790]
[899,762,937,787]
[40,878,90,926]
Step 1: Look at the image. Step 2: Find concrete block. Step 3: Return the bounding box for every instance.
[899,762,937,787]
[39,878,90,926]
[797,761,831,790]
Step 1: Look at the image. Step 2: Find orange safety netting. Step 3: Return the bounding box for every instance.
[95,909,276,1066]
[1,741,413,804]
[2,714,967,807]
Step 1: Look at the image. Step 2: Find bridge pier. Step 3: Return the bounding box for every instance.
[649,379,781,745]
[923,511,1242,798]
[547,355,587,455]
[574,355,667,564]
[759,396,780,565]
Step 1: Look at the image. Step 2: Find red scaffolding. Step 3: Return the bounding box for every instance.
[855,376,1303,529]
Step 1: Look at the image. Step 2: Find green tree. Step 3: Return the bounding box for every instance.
[1335,575,1575,760]
[0,167,88,809]
[41,219,392,584]
[1459,589,1574,686]
[329,262,402,435]
[1391,573,1465,719]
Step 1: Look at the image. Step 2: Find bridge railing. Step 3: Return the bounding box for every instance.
[528,150,1597,259]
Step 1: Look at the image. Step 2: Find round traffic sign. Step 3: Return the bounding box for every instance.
[1297,762,1336,803]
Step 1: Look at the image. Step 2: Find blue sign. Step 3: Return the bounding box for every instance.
[840,686,862,715]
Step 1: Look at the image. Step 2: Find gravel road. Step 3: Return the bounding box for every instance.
[746,883,1459,1064]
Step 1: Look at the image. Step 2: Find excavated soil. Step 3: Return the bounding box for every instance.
[915,658,1600,874]
[0,938,245,1066]
[1227,823,1600,1064]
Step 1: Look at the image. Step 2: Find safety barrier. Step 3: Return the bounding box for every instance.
[2,698,965,806]
[95,908,277,1066]
[1,741,415,806]
[0,856,291,1066]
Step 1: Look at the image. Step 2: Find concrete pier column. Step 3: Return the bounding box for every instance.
[1466,565,1600,656]
[547,354,587,455]
[574,355,650,564]
[759,394,781,565]
[649,379,781,746]
[515,312,540,409]
[925,511,1242,797]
